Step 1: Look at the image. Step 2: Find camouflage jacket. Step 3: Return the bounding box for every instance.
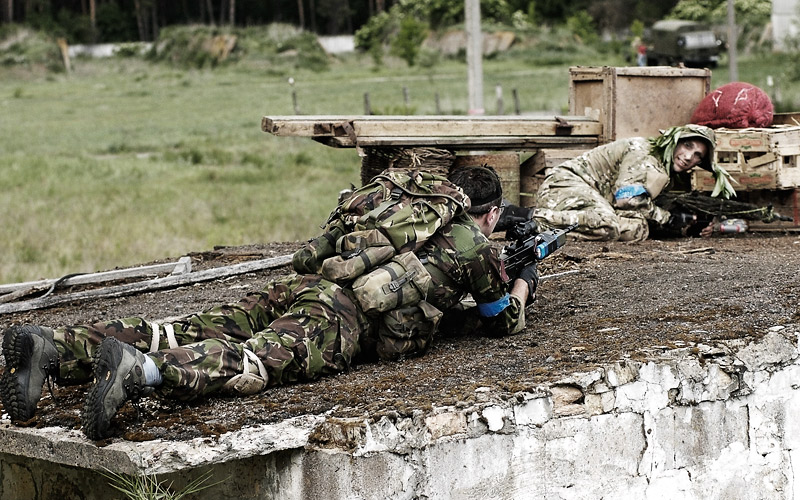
[552,137,672,223]
[420,213,525,335]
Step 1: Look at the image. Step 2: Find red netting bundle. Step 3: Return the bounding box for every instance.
[690,82,774,129]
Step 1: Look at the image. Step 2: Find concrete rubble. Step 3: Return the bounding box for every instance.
[1,325,799,499]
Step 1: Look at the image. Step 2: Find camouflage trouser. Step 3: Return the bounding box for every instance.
[51,274,371,400]
[533,176,649,242]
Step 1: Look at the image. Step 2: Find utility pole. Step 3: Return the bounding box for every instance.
[727,0,738,82]
[465,0,484,115]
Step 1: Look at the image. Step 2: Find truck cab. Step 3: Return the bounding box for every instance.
[645,19,724,68]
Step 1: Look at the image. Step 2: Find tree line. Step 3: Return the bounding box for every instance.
[0,0,769,45]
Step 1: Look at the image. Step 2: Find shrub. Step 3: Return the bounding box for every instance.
[566,11,598,44]
[355,11,394,66]
[149,24,328,72]
[0,25,63,69]
[391,16,428,66]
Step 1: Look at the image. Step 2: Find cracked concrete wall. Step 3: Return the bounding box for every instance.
[1,327,799,499]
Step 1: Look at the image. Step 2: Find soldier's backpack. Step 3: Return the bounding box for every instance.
[292,168,470,361]
[292,167,469,283]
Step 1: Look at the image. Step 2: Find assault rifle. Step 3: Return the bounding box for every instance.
[501,222,578,279]
[653,192,793,238]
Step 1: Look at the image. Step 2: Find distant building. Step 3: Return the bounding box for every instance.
[773,0,800,50]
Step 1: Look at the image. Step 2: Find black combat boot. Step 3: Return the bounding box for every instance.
[0,325,60,422]
[81,337,148,440]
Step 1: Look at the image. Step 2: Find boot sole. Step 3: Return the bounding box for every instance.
[82,338,143,440]
[0,326,54,422]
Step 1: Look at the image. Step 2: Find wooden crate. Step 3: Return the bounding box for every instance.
[730,189,799,231]
[453,153,521,205]
[691,125,800,191]
[569,66,711,143]
[518,148,591,208]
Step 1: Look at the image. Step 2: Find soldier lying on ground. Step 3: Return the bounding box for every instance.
[0,165,538,440]
[532,124,736,242]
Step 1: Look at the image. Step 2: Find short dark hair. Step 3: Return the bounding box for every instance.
[448,165,503,214]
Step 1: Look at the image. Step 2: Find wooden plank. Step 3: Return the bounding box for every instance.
[0,255,292,315]
[0,287,41,304]
[0,257,193,295]
[351,118,601,138]
[569,65,711,79]
[262,115,602,139]
[319,135,600,149]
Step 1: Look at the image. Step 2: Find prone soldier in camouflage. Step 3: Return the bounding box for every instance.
[1,166,535,440]
[533,124,735,242]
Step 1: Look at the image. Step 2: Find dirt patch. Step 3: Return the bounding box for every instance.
[1,234,799,442]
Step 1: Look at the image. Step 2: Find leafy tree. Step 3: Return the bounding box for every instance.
[669,0,771,51]
[669,0,770,26]
[566,10,597,43]
[95,2,138,42]
[354,10,394,65]
[630,18,644,38]
[391,15,427,65]
[396,0,515,29]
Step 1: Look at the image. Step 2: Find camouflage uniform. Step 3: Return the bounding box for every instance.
[533,137,672,242]
[48,214,522,401]
[422,213,523,334]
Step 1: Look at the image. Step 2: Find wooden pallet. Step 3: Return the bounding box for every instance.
[261,115,602,150]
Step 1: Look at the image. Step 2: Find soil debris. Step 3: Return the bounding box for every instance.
[1,234,798,441]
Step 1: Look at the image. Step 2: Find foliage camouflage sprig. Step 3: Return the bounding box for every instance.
[649,125,736,199]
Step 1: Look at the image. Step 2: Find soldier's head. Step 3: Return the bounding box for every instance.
[653,124,735,199]
[672,137,709,173]
[673,124,716,173]
[652,124,716,173]
[449,165,503,236]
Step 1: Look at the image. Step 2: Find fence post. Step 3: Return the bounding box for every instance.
[403,86,410,113]
[289,77,300,114]
[364,92,372,115]
[495,84,504,115]
[435,92,442,114]
[512,88,521,115]
[57,38,71,73]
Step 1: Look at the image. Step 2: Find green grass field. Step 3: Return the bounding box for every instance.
[1,43,798,285]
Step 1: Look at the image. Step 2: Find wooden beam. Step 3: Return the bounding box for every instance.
[316,135,600,150]
[0,255,292,315]
[262,115,602,140]
[0,257,193,295]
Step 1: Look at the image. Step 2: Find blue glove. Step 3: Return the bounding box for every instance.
[518,262,539,301]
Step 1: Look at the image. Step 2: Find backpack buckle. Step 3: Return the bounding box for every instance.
[387,269,417,292]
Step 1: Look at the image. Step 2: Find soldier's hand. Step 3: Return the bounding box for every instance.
[519,262,539,301]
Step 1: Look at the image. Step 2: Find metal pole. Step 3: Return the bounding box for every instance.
[465,0,484,115]
[727,0,738,82]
